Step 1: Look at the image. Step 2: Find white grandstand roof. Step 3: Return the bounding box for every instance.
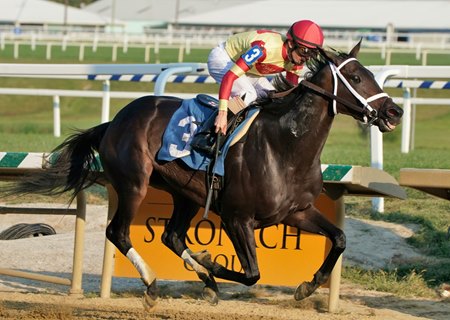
[85,0,450,32]
[83,0,259,22]
[177,0,450,31]
[0,0,111,26]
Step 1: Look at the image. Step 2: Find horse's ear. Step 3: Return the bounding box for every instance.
[349,39,363,57]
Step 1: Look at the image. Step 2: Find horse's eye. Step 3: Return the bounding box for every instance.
[351,75,361,84]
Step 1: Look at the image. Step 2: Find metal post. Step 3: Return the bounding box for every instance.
[411,88,417,150]
[100,184,118,298]
[69,190,87,296]
[401,88,411,153]
[328,196,345,313]
[53,95,61,137]
[101,80,110,123]
[371,68,400,212]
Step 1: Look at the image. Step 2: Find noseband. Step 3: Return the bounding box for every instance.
[300,57,390,124]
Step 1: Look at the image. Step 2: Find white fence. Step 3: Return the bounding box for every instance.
[0,63,449,210]
[1,28,450,65]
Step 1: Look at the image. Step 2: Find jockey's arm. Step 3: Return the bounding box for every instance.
[215,59,249,134]
[218,57,251,112]
[215,45,262,134]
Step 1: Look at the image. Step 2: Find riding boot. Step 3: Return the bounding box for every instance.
[190,109,219,156]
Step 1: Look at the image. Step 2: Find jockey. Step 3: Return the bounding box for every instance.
[207,20,324,135]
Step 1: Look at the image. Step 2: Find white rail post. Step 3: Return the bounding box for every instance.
[112,44,117,62]
[101,80,110,123]
[46,43,52,60]
[31,33,36,51]
[144,45,151,63]
[53,95,61,137]
[371,68,400,212]
[401,88,412,153]
[13,42,19,59]
[79,43,85,62]
[62,35,68,51]
[92,35,98,52]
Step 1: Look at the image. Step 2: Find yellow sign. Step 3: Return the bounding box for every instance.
[114,188,337,286]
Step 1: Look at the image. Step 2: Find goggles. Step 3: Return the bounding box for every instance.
[295,45,318,58]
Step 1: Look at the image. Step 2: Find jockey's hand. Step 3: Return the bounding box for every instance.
[214,110,227,135]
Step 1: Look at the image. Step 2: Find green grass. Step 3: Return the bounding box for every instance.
[1,47,449,298]
[344,194,450,294]
[342,266,436,298]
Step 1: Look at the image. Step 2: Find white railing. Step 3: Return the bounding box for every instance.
[2,26,450,50]
[0,63,208,136]
[367,65,450,212]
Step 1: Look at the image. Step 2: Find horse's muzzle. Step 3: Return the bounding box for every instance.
[377,99,403,132]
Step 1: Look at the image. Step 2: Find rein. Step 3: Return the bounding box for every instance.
[299,80,364,116]
[301,57,390,124]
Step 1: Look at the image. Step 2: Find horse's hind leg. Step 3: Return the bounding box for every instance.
[161,195,219,305]
[282,205,346,300]
[105,174,158,309]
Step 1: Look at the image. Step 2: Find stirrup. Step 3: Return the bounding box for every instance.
[190,96,247,156]
[190,109,218,156]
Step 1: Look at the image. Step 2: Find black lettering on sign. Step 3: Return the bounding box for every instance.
[194,219,215,245]
[259,226,277,249]
[143,215,301,250]
[281,225,301,250]
[144,217,156,243]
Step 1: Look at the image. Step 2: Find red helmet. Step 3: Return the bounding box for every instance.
[286,20,324,48]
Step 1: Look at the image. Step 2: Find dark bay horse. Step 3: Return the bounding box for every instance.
[6,42,403,307]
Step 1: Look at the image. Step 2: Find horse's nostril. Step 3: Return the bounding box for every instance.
[386,108,400,118]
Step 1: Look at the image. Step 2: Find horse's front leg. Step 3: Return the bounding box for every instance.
[282,205,346,300]
[161,196,219,305]
[192,217,261,286]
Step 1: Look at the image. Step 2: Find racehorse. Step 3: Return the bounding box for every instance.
[5,41,403,308]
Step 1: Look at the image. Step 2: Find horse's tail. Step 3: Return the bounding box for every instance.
[4,122,110,202]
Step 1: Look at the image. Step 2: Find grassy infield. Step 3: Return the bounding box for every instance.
[0,44,449,298]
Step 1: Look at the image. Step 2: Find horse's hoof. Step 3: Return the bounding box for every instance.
[294,282,313,301]
[202,286,219,305]
[142,280,158,311]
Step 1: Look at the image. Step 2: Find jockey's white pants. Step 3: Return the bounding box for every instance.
[207,43,274,105]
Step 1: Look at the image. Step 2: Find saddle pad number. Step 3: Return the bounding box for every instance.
[242,45,263,65]
[168,116,198,158]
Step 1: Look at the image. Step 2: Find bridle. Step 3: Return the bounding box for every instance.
[300,57,390,124]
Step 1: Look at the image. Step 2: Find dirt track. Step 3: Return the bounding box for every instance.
[1,203,449,319]
[1,283,449,320]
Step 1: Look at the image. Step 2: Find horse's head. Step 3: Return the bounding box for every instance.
[316,41,403,132]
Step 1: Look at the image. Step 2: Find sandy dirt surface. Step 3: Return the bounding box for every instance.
[0,203,449,320]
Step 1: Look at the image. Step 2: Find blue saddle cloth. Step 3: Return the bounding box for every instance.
[157,95,259,176]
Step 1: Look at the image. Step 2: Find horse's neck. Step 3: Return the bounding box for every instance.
[277,89,334,165]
